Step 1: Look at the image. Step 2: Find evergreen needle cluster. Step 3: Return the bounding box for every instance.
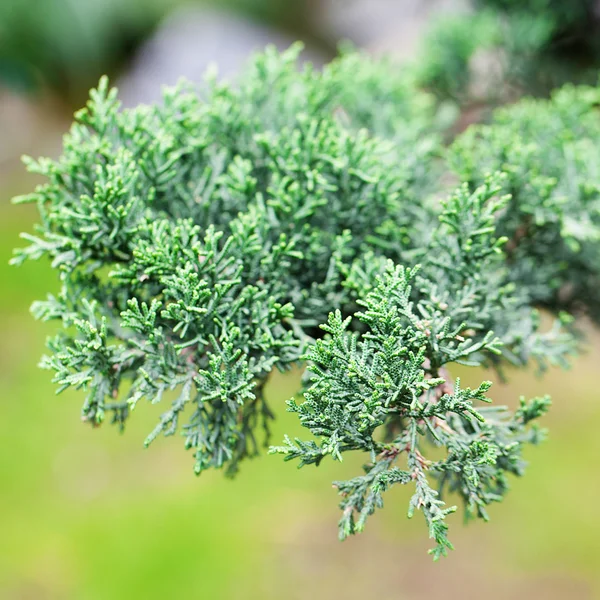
[12,44,600,557]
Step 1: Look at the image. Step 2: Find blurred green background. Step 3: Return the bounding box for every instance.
[1,1,600,598]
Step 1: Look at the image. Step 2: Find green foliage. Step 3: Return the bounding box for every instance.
[416,11,501,102]
[475,0,595,28]
[271,176,567,557]
[12,46,600,557]
[0,0,323,99]
[12,45,441,477]
[450,85,600,319]
[418,0,600,104]
[0,0,171,95]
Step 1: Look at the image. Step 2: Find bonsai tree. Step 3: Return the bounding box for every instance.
[12,44,600,559]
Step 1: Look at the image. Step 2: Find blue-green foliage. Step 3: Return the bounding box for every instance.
[450,85,600,320]
[12,46,600,557]
[272,176,569,558]
[12,45,441,475]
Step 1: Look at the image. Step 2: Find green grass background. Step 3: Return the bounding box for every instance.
[1,115,599,600]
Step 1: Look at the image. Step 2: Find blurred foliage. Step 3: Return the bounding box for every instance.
[416,12,501,103]
[0,0,169,97]
[450,84,600,320]
[0,0,326,102]
[418,0,600,105]
[214,0,319,33]
[474,0,595,29]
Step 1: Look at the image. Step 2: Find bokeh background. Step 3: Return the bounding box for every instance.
[1,1,599,598]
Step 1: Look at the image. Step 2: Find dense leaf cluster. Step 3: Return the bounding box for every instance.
[450,85,600,319]
[13,46,600,556]
[272,176,569,557]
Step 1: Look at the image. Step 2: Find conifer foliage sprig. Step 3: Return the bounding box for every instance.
[11,46,600,557]
[450,84,600,320]
[271,176,561,557]
[12,45,442,477]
